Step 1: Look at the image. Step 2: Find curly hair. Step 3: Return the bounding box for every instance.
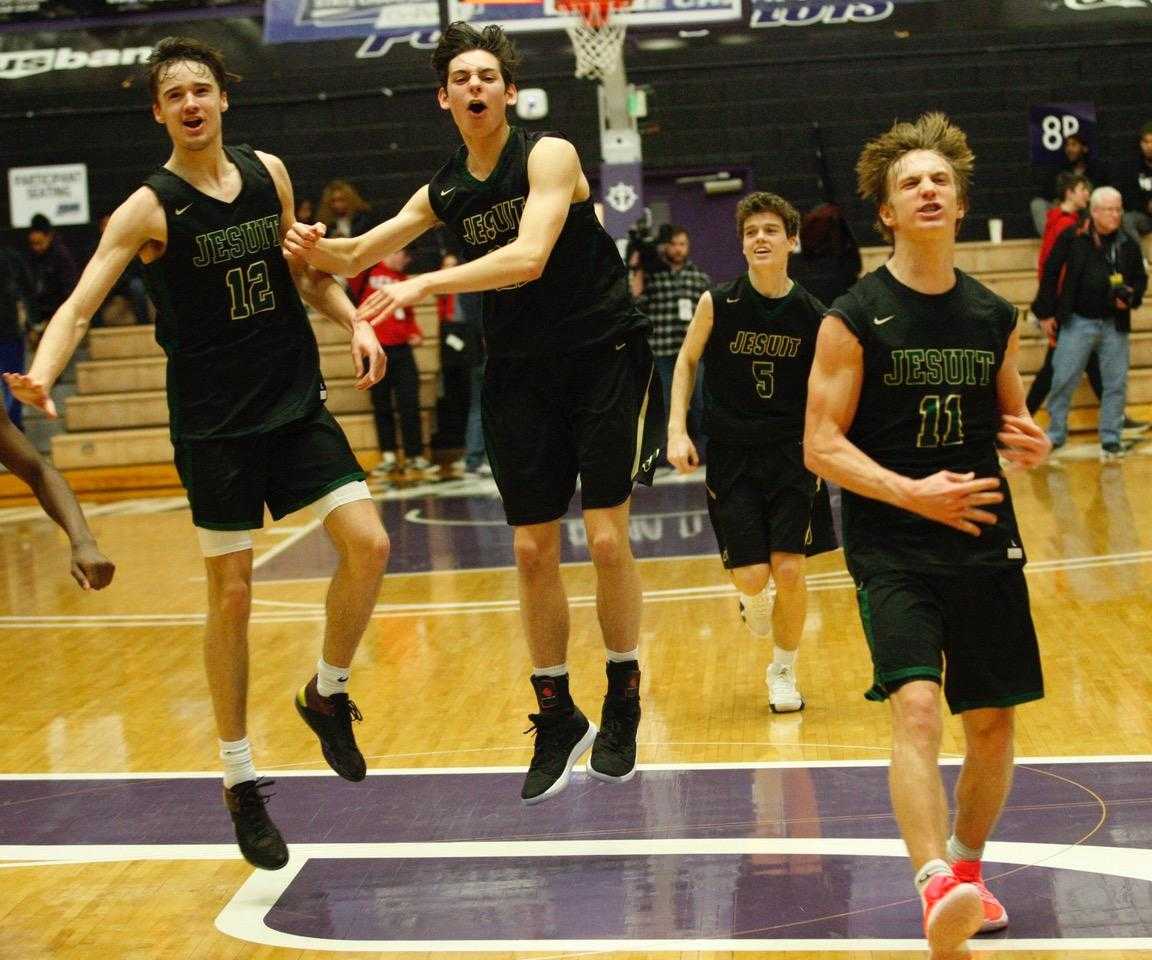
[735,192,801,239]
[146,36,239,102]
[855,112,974,242]
[432,21,521,88]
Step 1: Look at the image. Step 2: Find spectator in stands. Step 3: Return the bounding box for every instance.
[349,248,435,477]
[433,252,473,452]
[1032,186,1147,460]
[1029,174,1147,435]
[318,180,374,239]
[93,212,152,326]
[1120,121,1152,245]
[0,242,36,430]
[25,214,78,342]
[1030,133,1108,237]
[632,224,710,460]
[295,197,316,224]
[789,202,862,306]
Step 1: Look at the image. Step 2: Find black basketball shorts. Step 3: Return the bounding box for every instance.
[174,404,366,531]
[705,441,837,568]
[482,332,664,526]
[854,566,1044,714]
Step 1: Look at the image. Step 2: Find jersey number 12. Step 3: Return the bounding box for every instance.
[225,260,276,321]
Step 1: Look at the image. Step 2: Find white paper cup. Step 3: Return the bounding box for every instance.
[988,218,1003,244]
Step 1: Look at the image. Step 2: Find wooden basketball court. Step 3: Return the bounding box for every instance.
[1,431,1150,958]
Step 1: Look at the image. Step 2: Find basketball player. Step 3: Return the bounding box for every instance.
[0,403,114,590]
[804,114,1050,958]
[5,38,389,870]
[285,22,660,804]
[667,192,835,713]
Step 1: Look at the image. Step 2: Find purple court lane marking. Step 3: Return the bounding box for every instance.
[4,762,1149,949]
[0,763,1126,847]
[255,480,833,580]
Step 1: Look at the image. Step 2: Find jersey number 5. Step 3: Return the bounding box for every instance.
[225,260,276,321]
[753,361,775,399]
[917,393,964,448]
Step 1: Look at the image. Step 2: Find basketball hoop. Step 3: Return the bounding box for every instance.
[555,0,631,82]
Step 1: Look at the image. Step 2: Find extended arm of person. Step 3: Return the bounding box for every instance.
[3,190,160,417]
[667,291,713,473]
[284,185,440,277]
[0,405,114,589]
[355,138,580,323]
[803,314,1003,536]
[262,151,386,391]
[995,327,1051,470]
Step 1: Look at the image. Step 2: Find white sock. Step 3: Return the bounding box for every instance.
[947,834,984,863]
[316,657,350,697]
[606,648,640,663]
[220,737,257,789]
[739,586,772,637]
[772,645,797,670]
[914,858,953,895]
[531,663,568,678]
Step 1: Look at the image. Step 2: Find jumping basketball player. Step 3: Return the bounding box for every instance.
[285,22,661,805]
[6,37,390,870]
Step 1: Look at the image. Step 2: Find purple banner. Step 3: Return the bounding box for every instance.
[1029,101,1097,165]
[600,161,643,244]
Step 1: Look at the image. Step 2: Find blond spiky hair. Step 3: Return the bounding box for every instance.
[855,112,974,243]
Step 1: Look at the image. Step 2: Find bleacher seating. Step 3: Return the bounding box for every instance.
[43,239,1151,470]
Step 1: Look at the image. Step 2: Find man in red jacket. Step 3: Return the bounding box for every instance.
[350,249,436,476]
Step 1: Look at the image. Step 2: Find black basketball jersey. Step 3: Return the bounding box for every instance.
[427,126,646,358]
[142,144,322,442]
[702,276,825,444]
[828,265,1026,577]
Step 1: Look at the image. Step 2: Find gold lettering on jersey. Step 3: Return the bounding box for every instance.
[461,197,527,247]
[728,330,801,358]
[883,348,995,386]
[191,213,282,268]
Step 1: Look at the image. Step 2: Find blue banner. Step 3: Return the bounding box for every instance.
[1029,102,1097,165]
[263,0,438,43]
[600,161,643,243]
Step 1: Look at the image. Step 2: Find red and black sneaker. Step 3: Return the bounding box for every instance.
[223,778,289,871]
[295,676,367,782]
[921,872,983,957]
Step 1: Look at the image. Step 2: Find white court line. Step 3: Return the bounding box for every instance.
[3,755,1147,780]
[207,839,1152,953]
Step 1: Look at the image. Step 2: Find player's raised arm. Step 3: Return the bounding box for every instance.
[995,326,1051,470]
[262,150,386,390]
[284,184,440,278]
[667,291,714,473]
[804,314,1002,536]
[355,136,579,325]
[5,189,163,417]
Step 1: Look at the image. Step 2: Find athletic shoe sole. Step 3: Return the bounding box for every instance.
[587,761,637,784]
[769,698,805,714]
[926,882,983,959]
[521,721,598,806]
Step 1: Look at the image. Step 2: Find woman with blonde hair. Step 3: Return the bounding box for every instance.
[317,179,374,237]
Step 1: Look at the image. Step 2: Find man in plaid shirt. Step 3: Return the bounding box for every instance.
[633,226,711,457]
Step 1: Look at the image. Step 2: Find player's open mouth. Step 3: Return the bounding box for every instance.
[467,101,486,114]
[918,202,942,214]
[183,117,205,131]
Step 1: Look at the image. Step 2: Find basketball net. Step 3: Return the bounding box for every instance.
[555,0,630,82]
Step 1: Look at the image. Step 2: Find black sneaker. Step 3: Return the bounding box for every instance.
[1122,417,1150,440]
[295,676,367,781]
[223,778,289,871]
[520,707,597,805]
[589,697,641,783]
[1100,442,1127,462]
